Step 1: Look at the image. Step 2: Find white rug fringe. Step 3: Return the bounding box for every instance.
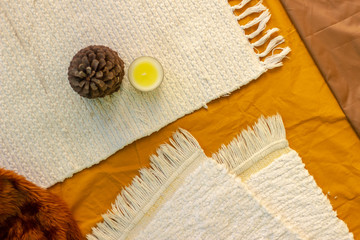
[231,0,252,10]
[230,0,291,69]
[242,10,270,30]
[262,47,291,69]
[236,1,266,20]
[257,35,285,58]
[212,114,288,175]
[87,129,203,240]
[252,28,279,47]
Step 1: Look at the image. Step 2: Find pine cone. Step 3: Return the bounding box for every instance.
[68,45,125,98]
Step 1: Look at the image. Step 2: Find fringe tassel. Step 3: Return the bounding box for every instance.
[246,10,271,39]
[87,129,203,240]
[242,10,270,30]
[231,0,252,10]
[212,114,289,175]
[230,0,290,70]
[252,28,279,47]
[236,1,266,20]
[257,35,284,58]
[262,47,291,69]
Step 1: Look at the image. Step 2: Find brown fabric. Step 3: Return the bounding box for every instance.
[0,168,83,240]
[280,0,360,136]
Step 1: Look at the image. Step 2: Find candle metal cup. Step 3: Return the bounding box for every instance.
[128,56,164,92]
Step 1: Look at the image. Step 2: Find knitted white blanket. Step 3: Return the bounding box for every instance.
[0,0,290,187]
[88,116,353,239]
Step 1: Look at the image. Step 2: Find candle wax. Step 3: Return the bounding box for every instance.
[129,56,163,91]
[133,62,158,87]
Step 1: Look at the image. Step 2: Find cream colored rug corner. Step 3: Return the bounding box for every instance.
[88,128,300,240]
[88,115,353,240]
[1,0,290,187]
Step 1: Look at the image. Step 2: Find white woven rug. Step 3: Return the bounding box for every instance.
[0,0,290,187]
[88,129,300,240]
[88,115,353,239]
[213,115,354,240]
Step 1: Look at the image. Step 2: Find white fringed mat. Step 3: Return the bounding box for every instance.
[88,129,300,240]
[0,0,290,187]
[88,115,353,239]
[213,115,354,240]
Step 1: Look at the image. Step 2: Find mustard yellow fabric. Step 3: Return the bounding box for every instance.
[49,0,360,237]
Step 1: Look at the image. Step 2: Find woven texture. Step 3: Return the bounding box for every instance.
[0,0,288,187]
[246,150,353,240]
[213,115,354,240]
[88,130,299,240]
[88,116,353,239]
[128,160,299,240]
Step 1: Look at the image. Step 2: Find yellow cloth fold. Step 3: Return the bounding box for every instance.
[49,0,360,237]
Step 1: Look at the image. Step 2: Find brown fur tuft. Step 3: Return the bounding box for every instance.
[0,168,83,240]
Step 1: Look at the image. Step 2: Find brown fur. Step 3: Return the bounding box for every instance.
[0,168,83,240]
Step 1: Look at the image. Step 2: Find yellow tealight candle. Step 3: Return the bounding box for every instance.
[128,56,164,92]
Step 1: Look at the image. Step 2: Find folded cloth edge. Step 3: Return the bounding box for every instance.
[212,113,290,178]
